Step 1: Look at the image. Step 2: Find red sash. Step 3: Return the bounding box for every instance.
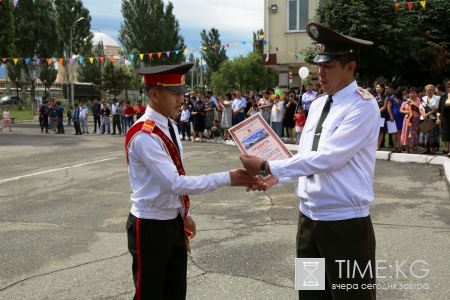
[125,119,192,252]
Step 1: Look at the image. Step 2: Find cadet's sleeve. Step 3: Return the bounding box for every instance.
[129,133,231,195]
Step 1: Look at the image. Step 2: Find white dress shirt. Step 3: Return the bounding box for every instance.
[111,103,119,115]
[232,97,246,113]
[78,106,89,118]
[180,109,190,122]
[302,91,318,111]
[127,106,231,220]
[270,101,285,122]
[270,81,379,221]
[419,95,440,120]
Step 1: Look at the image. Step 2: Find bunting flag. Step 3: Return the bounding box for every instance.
[276,47,279,51]
[2,58,6,63]
[157,52,162,58]
[420,1,426,8]
[47,58,52,65]
[14,0,19,7]
[395,3,401,11]
[69,58,73,65]
[175,50,179,55]
[226,43,230,48]
[149,53,153,59]
[166,51,170,57]
[193,47,197,52]
[407,2,413,10]
[184,49,188,54]
[100,56,105,63]
[270,44,273,49]
[139,54,144,60]
[233,42,238,46]
[263,40,267,46]
[120,55,125,61]
[25,58,30,65]
[14,58,18,65]
[109,56,114,63]
[89,57,94,64]
[59,58,64,65]
[294,54,299,60]
[78,57,83,65]
[211,45,216,50]
[129,54,134,61]
[202,46,207,50]
[242,41,246,45]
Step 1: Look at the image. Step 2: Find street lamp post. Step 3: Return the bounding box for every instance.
[44,79,47,95]
[15,78,19,100]
[70,17,85,106]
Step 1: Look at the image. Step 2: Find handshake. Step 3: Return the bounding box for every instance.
[229,154,279,192]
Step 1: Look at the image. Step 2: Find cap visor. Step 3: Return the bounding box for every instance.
[165,86,187,93]
[313,55,340,63]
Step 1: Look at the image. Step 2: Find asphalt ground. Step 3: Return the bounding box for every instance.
[0,121,449,300]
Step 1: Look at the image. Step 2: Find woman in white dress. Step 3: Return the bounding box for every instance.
[218,93,232,140]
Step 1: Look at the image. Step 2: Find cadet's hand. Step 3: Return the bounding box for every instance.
[229,168,259,187]
[246,175,279,192]
[239,154,264,176]
[185,216,196,239]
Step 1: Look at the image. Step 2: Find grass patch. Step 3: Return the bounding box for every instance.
[5,110,35,121]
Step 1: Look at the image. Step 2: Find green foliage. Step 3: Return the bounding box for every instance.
[77,43,103,85]
[38,63,58,88]
[0,0,15,59]
[101,62,133,99]
[119,0,186,66]
[211,53,278,95]
[252,29,264,56]
[200,28,228,85]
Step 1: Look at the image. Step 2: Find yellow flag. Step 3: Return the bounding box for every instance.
[202,46,207,50]
[89,57,94,64]
[13,58,18,65]
[288,52,293,55]
[140,54,144,60]
[420,1,426,8]
[184,49,189,54]
[233,42,238,46]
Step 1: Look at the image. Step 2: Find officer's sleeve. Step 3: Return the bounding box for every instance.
[129,133,231,196]
[270,101,378,178]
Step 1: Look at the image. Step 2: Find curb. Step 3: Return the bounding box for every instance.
[198,138,450,185]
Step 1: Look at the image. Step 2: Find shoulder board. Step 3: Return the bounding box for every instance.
[141,119,156,134]
[356,88,374,100]
[169,118,177,124]
[313,93,325,100]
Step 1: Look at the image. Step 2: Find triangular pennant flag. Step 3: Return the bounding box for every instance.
[226,44,230,48]
[269,44,273,49]
[184,49,189,54]
[33,0,35,3]
[25,58,30,64]
[420,1,426,8]
[129,54,134,61]
[394,3,401,11]
[193,47,197,52]
[157,52,162,58]
[68,58,73,65]
[36,58,41,64]
[234,42,238,46]
[263,40,267,45]
[120,55,125,61]
[140,54,144,60]
[2,58,7,63]
[175,50,180,55]
[294,54,299,60]
[59,58,64,65]
[149,53,153,59]
[202,46,207,50]
[78,57,83,65]
[14,0,19,7]
[407,2,413,10]
[14,58,18,65]
[288,52,293,55]
[89,57,94,64]
[47,58,52,65]
[211,45,216,50]
[99,56,104,63]
[242,41,246,45]
[166,51,170,57]
[109,56,114,63]
[276,47,279,51]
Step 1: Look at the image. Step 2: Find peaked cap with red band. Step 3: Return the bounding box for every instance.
[137,63,193,93]
[306,22,373,63]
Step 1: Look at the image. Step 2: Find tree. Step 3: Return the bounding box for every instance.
[200,28,228,85]
[252,29,264,56]
[38,64,58,89]
[101,62,133,99]
[12,0,58,113]
[211,53,278,95]
[77,43,103,85]
[0,0,15,60]
[53,0,92,85]
[119,0,186,67]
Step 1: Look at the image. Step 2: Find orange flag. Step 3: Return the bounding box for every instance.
[407,2,413,11]
[109,56,114,63]
[157,52,162,58]
[59,58,64,65]
[47,58,52,65]
[394,3,401,11]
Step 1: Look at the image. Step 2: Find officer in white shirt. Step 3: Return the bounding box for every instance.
[231,90,247,125]
[126,63,257,300]
[240,23,378,300]
[301,83,318,117]
[78,101,89,134]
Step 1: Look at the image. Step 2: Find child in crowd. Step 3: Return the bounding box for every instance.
[247,103,259,116]
[67,109,72,126]
[294,107,306,144]
[1,107,12,132]
[180,103,191,140]
[211,119,221,139]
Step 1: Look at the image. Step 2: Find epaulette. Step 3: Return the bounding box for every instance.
[355,88,374,100]
[141,119,156,134]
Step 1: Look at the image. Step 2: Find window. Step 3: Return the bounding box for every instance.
[287,0,309,32]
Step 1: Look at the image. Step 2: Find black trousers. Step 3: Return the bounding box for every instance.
[112,115,121,134]
[74,120,82,134]
[41,116,48,132]
[93,116,101,132]
[182,122,190,139]
[127,213,187,300]
[297,212,376,300]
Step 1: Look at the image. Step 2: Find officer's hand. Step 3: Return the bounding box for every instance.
[239,154,263,176]
[185,216,196,239]
[229,168,259,187]
[247,175,279,192]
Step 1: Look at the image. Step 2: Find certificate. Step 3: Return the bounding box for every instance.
[387,120,397,133]
[229,113,292,161]
[379,117,385,128]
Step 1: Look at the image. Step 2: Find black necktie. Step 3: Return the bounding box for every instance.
[311,96,333,151]
[168,119,180,153]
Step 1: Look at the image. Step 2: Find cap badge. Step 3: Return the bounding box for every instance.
[310,25,319,38]
[317,43,325,53]
[181,74,186,85]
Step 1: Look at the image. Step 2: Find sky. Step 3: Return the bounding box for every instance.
[85,0,264,60]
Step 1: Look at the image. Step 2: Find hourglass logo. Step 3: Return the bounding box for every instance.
[295,258,325,290]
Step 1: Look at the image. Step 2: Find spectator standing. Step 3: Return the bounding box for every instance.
[50,103,58,132]
[294,107,306,144]
[387,86,406,152]
[190,96,197,135]
[271,94,285,138]
[47,101,53,130]
[247,103,259,116]
[301,83,317,117]
[231,90,246,126]
[111,99,121,135]
[72,103,82,135]
[204,95,216,139]
[419,84,440,154]
[101,104,111,134]
[192,100,205,142]
[375,83,388,150]
[92,98,101,133]
[284,91,297,143]
[437,80,450,156]
[206,91,217,106]
[134,100,146,120]
[118,101,127,135]
[39,101,50,133]
[0,107,12,132]
[180,103,191,140]
[400,88,420,153]
[194,92,204,106]
[125,101,134,129]
[259,90,274,125]
[56,101,65,134]
[78,101,89,134]
[67,108,72,126]
[219,94,232,140]
[38,106,43,128]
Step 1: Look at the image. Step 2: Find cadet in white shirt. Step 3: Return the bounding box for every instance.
[126,63,257,300]
[240,23,378,300]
